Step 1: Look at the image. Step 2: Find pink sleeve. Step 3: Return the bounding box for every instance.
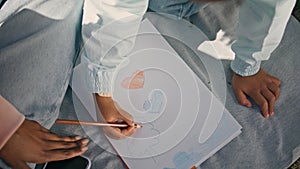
[0,96,25,150]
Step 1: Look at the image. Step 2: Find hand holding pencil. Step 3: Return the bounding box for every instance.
[56,95,141,140]
[94,94,138,140]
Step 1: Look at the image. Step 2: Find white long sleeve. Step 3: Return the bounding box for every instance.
[81,0,148,94]
[231,0,296,76]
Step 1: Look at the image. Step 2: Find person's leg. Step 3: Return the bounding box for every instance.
[148,0,207,18]
[148,0,224,40]
[0,0,83,168]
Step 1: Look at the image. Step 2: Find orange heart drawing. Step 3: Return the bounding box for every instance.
[121,70,145,89]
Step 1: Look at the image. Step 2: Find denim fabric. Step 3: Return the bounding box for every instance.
[0,0,83,168]
[149,0,206,18]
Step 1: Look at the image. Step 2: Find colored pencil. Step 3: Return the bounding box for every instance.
[55,119,142,128]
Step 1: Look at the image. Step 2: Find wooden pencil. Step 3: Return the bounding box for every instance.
[55,119,142,128]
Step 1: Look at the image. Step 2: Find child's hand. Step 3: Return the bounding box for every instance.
[95,95,136,139]
[232,69,281,118]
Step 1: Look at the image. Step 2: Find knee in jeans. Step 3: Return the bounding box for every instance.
[148,0,168,13]
[149,0,204,18]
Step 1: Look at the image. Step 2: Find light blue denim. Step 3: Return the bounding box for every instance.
[0,0,83,168]
[149,0,206,19]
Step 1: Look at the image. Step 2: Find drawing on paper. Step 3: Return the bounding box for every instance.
[143,89,165,113]
[126,122,161,157]
[163,150,202,169]
[121,70,145,89]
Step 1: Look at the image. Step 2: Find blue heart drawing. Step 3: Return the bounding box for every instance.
[143,90,164,113]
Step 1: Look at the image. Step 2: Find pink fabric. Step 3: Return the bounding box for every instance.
[0,96,25,150]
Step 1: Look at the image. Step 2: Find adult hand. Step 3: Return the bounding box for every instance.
[95,94,136,140]
[232,69,281,118]
[0,119,88,169]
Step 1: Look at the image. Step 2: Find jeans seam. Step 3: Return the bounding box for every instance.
[179,4,183,18]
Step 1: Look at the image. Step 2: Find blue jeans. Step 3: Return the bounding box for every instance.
[0,0,83,168]
[149,0,206,18]
[148,0,216,39]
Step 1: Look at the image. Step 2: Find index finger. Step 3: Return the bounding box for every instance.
[43,131,82,142]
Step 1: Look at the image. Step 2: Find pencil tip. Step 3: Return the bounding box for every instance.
[134,123,142,128]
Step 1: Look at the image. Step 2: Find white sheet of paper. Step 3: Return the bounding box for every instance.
[71,19,241,169]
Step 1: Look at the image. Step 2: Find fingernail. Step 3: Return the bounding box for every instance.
[81,138,89,145]
[244,103,251,108]
[265,114,269,118]
[270,112,274,115]
[81,147,88,152]
[75,136,82,140]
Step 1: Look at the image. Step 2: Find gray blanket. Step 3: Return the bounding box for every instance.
[0,0,299,168]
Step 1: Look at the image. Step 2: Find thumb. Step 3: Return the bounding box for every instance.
[114,102,134,126]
